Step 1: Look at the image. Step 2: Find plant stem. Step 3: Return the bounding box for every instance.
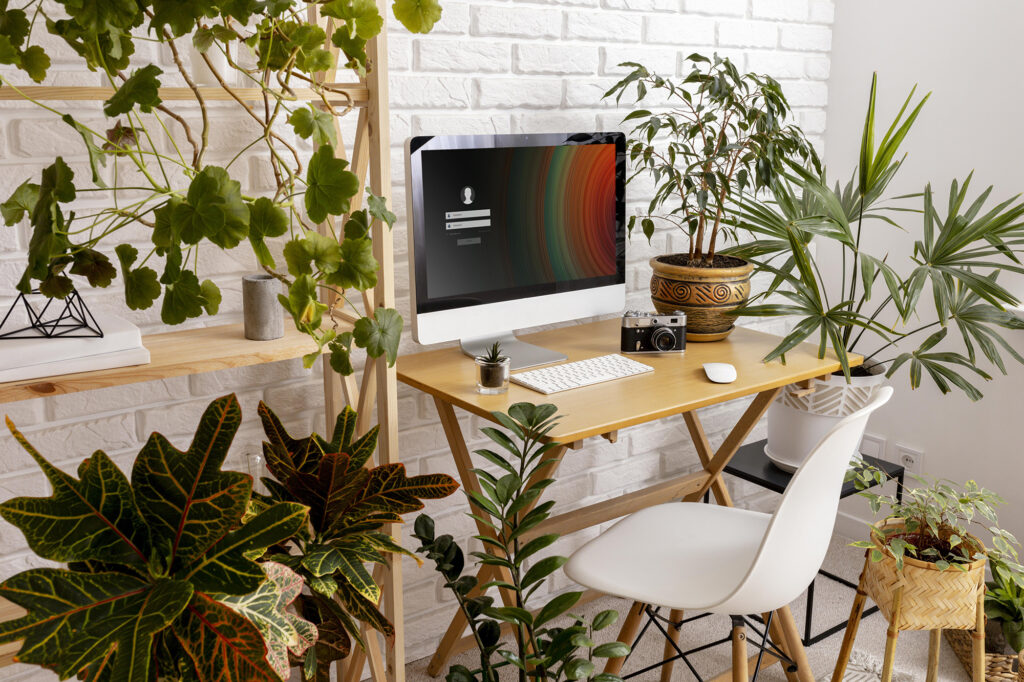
[862,320,941,364]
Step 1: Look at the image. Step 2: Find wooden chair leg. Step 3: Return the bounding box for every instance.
[832,555,870,682]
[731,617,749,682]
[660,609,684,682]
[604,601,645,675]
[880,587,903,682]
[776,605,814,682]
[972,591,985,682]
[765,613,799,682]
[926,629,941,682]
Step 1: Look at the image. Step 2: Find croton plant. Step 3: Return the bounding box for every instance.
[0,394,459,681]
[0,0,443,373]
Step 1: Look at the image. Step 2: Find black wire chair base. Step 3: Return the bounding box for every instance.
[620,606,797,682]
[0,290,103,339]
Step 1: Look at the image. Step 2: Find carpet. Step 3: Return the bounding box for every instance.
[821,650,914,682]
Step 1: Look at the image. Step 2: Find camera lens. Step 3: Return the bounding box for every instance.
[651,326,676,352]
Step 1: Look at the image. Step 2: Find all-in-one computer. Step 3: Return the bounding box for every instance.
[405,132,626,370]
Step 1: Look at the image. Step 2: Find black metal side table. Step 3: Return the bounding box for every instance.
[722,439,905,646]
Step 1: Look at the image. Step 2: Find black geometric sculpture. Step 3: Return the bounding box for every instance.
[0,289,104,339]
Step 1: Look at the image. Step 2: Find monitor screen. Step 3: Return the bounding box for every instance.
[408,133,625,315]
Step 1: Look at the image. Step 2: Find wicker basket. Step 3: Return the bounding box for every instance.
[944,629,1021,681]
[862,519,987,631]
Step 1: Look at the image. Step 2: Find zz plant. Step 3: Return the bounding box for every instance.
[254,401,459,680]
[0,0,443,373]
[0,394,313,681]
[414,403,629,682]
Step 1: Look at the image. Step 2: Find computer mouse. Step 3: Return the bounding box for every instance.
[703,362,737,384]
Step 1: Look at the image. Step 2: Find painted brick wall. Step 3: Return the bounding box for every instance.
[0,0,833,678]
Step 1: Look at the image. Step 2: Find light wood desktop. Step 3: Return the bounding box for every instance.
[399,317,859,682]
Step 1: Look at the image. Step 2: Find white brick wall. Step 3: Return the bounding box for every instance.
[0,1,833,678]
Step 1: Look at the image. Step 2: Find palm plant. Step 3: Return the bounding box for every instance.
[729,74,1024,398]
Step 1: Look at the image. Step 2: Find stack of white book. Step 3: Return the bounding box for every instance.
[0,314,150,383]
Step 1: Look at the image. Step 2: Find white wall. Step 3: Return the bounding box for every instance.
[825,0,1024,541]
[0,2,836,679]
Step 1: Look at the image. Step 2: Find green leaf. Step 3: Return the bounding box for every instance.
[1,419,148,565]
[280,274,328,329]
[61,114,107,187]
[564,658,595,680]
[19,45,49,82]
[592,609,618,631]
[353,307,402,364]
[533,590,580,628]
[161,269,206,325]
[305,145,359,223]
[174,166,250,249]
[289,105,337,146]
[1,179,39,226]
[69,248,116,287]
[521,555,567,590]
[213,562,318,680]
[392,0,442,33]
[104,64,163,117]
[115,244,160,311]
[366,192,397,229]
[592,641,630,658]
[329,331,355,375]
[327,237,378,290]
[200,279,221,315]
[247,197,289,267]
[131,394,250,567]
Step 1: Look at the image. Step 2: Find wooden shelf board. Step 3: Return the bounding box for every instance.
[0,321,321,404]
[0,84,368,104]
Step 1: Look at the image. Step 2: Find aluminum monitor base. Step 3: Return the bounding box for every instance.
[460,332,567,370]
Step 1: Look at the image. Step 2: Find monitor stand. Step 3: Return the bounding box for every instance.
[460,331,567,371]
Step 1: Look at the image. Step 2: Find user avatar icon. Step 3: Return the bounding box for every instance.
[460,186,475,205]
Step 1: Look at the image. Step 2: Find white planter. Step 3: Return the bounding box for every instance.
[765,367,887,472]
[189,44,230,87]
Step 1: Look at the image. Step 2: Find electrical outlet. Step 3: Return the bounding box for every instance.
[896,445,925,475]
[859,433,887,460]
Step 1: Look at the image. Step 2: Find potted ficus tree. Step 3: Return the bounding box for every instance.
[729,74,1024,471]
[0,0,444,376]
[605,54,818,341]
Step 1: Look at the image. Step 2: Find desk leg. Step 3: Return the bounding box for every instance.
[428,398,568,677]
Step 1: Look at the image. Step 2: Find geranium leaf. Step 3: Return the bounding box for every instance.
[366,192,397,229]
[104,64,163,116]
[61,114,107,187]
[1,179,39,226]
[174,592,280,682]
[353,307,403,364]
[305,145,358,223]
[248,197,289,267]
[19,45,49,82]
[160,269,206,325]
[288,105,337,146]
[173,165,249,249]
[0,419,149,564]
[115,243,160,311]
[327,237,378,290]
[392,0,442,34]
[69,248,116,287]
[131,394,250,567]
[213,562,318,680]
[280,274,328,329]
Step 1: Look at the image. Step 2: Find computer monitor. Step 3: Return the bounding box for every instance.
[405,132,626,369]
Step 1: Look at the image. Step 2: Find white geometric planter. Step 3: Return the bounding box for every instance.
[765,367,888,472]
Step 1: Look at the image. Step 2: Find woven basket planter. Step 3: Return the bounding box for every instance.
[862,519,987,631]
[944,629,1021,681]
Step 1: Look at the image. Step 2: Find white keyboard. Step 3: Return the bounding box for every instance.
[510,354,653,394]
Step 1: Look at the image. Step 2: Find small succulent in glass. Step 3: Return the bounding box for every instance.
[476,341,510,394]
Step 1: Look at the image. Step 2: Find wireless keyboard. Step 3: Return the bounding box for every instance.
[510,354,653,394]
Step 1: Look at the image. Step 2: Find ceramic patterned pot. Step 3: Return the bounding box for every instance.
[649,255,753,342]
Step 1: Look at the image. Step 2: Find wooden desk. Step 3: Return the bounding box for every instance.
[398,319,857,682]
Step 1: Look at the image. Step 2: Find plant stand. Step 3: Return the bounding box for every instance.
[832,546,987,682]
[0,3,402,680]
[944,629,1021,681]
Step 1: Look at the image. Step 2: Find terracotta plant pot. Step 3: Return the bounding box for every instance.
[649,254,753,342]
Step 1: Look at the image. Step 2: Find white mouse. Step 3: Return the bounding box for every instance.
[703,362,737,384]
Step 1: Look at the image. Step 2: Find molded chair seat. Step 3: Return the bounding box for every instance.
[566,503,770,612]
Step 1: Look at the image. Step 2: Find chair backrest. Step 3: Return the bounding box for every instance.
[714,386,894,615]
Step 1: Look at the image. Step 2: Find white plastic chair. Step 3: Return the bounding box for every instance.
[565,386,894,681]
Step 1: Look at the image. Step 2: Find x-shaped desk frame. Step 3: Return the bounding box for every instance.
[397,320,855,682]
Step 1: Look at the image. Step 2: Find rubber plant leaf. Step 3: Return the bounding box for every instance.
[213,562,318,680]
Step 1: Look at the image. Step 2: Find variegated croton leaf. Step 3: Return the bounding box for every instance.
[0,394,310,682]
[255,401,459,676]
